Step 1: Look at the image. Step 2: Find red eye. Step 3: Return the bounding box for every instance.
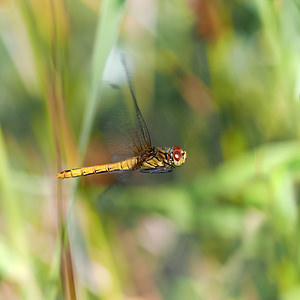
[173,146,182,151]
[172,146,186,167]
[172,146,183,161]
[173,150,182,161]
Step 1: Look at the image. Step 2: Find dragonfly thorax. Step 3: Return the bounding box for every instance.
[137,146,186,174]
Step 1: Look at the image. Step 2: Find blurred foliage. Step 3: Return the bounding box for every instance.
[1,0,300,299]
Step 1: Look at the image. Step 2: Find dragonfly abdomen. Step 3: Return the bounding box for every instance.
[56,157,138,179]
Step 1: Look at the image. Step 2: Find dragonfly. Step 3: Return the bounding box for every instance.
[57,57,187,179]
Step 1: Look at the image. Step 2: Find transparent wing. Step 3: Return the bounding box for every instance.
[140,167,173,174]
[97,89,137,162]
[121,55,152,153]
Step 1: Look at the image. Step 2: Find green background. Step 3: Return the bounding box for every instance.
[1,0,300,299]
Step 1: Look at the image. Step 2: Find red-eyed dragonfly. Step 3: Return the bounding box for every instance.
[57,58,187,179]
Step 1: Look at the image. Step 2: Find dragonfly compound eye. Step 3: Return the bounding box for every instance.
[172,146,187,167]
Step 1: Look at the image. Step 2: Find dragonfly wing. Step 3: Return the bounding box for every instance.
[98,85,139,161]
[121,55,152,151]
[139,166,173,174]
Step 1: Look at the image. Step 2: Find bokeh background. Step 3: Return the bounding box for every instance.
[1,0,300,299]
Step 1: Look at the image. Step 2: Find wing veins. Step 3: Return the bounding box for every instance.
[121,55,152,150]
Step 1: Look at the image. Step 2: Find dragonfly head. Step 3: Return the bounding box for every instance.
[171,146,187,167]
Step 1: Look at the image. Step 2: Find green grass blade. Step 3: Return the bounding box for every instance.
[79,0,125,158]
